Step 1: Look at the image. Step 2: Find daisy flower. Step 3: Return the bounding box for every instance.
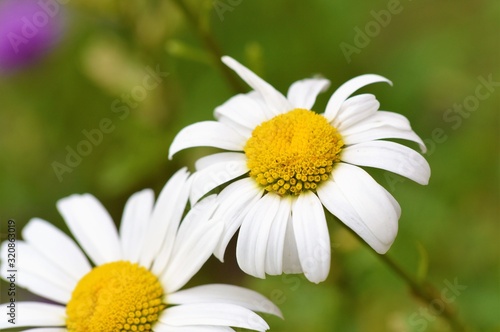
[169,57,431,284]
[0,168,281,331]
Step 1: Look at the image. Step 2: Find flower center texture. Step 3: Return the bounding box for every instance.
[66,261,166,332]
[244,108,343,196]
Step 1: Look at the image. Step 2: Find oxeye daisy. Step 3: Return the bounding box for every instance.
[0,168,281,331]
[169,57,431,284]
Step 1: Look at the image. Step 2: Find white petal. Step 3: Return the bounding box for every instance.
[160,219,223,293]
[291,192,331,283]
[56,194,121,265]
[169,284,282,318]
[159,303,269,331]
[331,94,380,130]
[212,178,263,261]
[343,126,427,153]
[190,153,248,204]
[341,111,427,153]
[140,168,191,269]
[214,93,269,130]
[222,56,291,115]
[341,110,411,134]
[152,195,217,275]
[287,78,330,109]
[381,185,401,219]
[119,189,155,263]
[281,212,302,274]
[0,302,65,329]
[236,194,281,279]
[195,152,245,171]
[265,197,292,275]
[169,121,246,159]
[318,163,399,253]
[324,74,392,122]
[1,241,74,303]
[22,218,91,282]
[341,141,430,185]
[154,322,234,332]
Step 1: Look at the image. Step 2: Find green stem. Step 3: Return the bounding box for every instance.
[376,253,468,331]
[169,0,248,94]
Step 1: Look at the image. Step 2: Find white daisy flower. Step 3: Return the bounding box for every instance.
[169,57,431,284]
[0,168,281,331]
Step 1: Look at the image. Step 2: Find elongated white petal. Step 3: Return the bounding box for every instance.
[0,302,65,329]
[291,192,331,283]
[282,212,302,274]
[319,163,398,253]
[57,194,121,265]
[169,121,247,159]
[212,179,263,261]
[160,219,223,293]
[194,152,245,171]
[214,93,269,130]
[324,74,392,122]
[1,242,74,303]
[190,153,248,204]
[340,110,411,134]
[22,218,91,282]
[287,78,330,109]
[331,94,380,130]
[13,272,69,304]
[152,195,217,275]
[169,284,282,318]
[236,194,281,279]
[340,110,427,153]
[341,141,430,185]
[381,185,401,219]
[154,322,234,332]
[119,189,154,263]
[343,126,427,153]
[222,56,291,115]
[160,303,269,331]
[265,197,292,275]
[139,169,191,269]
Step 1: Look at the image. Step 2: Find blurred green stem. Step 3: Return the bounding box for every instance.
[170,0,248,94]
[376,248,469,331]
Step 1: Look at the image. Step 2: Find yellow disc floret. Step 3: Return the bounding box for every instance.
[245,108,343,196]
[66,261,166,332]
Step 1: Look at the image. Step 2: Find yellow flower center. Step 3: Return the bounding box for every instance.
[244,108,343,196]
[66,261,166,332]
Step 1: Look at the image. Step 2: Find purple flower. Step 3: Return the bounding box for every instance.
[0,0,64,72]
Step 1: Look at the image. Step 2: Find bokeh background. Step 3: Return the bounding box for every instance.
[0,0,498,331]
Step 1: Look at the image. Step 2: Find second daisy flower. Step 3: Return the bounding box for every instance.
[169,56,431,284]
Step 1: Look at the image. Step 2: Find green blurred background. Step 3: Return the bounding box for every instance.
[0,0,498,331]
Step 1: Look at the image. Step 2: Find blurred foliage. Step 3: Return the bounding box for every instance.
[0,0,499,331]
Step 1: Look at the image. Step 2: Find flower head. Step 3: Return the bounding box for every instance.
[0,168,281,331]
[169,57,431,283]
[0,0,63,72]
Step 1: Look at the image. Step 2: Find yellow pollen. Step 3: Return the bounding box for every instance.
[66,261,166,332]
[245,108,343,196]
